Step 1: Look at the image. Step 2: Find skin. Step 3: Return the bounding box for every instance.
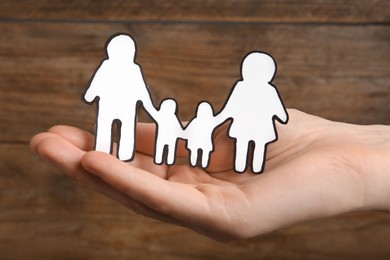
[30,109,390,242]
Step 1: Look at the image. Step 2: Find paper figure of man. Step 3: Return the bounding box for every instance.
[184,102,218,168]
[83,34,157,161]
[216,52,288,173]
[154,99,184,165]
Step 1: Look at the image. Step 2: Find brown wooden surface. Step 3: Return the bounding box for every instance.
[0,0,389,23]
[0,1,389,259]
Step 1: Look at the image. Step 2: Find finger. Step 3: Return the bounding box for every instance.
[48,125,95,151]
[46,123,189,159]
[128,152,168,179]
[30,132,60,153]
[44,125,169,179]
[34,135,181,225]
[82,151,211,223]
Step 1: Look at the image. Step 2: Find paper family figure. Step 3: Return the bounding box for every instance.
[83,34,157,161]
[216,52,289,173]
[184,102,218,168]
[154,98,184,165]
[83,33,288,174]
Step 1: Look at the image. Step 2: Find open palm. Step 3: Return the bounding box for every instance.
[30,109,390,241]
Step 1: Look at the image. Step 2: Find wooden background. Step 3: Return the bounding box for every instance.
[0,1,389,259]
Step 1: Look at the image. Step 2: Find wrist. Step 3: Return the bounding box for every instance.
[348,125,390,213]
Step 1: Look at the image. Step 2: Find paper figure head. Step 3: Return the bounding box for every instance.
[106,34,136,61]
[160,98,177,114]
[196,102,214,117]
[241,52,276,82]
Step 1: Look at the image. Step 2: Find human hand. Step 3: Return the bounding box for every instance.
[30,109,390,241]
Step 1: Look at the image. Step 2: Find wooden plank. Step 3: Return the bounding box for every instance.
[1,1,389,259]
[0,22,389,142]
[1,144,390,259]
[0,0,389,23]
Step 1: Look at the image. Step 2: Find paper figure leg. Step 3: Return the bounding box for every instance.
[95,114,113,154]
[166,143,176,165]
[117,119,135,161]
[235,140,249,172]
[154,138,164,164]
[189,149,197,167]
[201,150,211,168]
[253,143,266,173]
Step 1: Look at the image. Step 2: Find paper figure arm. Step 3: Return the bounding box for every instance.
[132,65,159,119]
[214,83,241,126]
[141,92,159,120]
[176,120,186,139]
[84,62,106,103]
[272,88,288,123]
[214,110,230,126]
[276,106,288,123]
[84,85,98,103]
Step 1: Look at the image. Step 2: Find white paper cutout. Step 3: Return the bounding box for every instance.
[216,52,289,173]
[83,34,158,161]
[184,101,219,168]
[154,98,184,165]
[83,33,288,174]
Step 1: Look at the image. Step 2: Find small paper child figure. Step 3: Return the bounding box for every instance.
[184,102,218,168]
[83,34,157,161]
[216,52,288,173]
[154,99,184,165]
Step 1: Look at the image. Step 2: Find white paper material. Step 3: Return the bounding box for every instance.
[83,34,288,173]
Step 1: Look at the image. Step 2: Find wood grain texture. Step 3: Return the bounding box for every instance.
[1,1,389,259]
[1,23,389,143]
[0,0,389,23]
